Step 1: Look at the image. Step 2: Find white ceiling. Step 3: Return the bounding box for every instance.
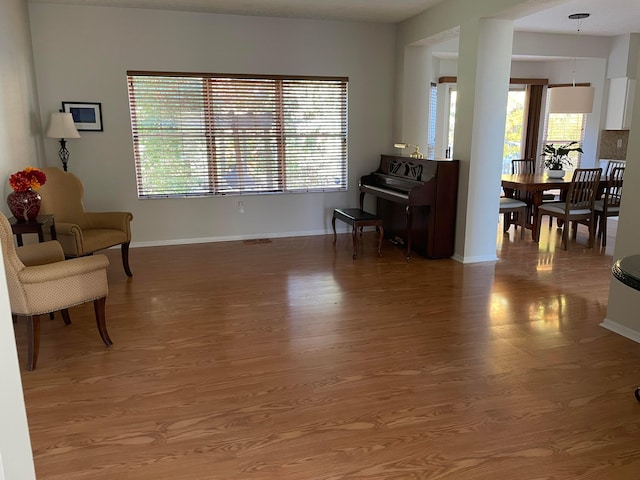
[30,0,640,36]
[29,0,447,23]
[514,0,640,37]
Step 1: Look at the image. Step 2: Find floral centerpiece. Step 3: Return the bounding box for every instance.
[9,167,47,192]
[7,167,47,221]
[540,142,583,177]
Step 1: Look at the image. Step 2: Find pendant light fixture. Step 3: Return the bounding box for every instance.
[548,13,595,114]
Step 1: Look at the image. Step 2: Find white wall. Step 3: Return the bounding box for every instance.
[0,0,40,477]
[28,4,396,245]
[603,49,640,340]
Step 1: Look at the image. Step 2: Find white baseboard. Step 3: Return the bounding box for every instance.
[130,229,329,249]
[452,253,498,264]
[600,318,640,344]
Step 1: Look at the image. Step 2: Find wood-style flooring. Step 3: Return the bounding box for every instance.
[14,218,640,479]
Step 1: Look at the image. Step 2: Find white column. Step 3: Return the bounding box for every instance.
[399,45,433,156]
[452,18,514,263]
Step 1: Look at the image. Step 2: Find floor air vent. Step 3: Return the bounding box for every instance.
[243,238,272,244]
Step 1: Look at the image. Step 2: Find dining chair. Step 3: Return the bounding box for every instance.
[511,158,535,174]
[605,160,625,178]
[509,158,555,225]
[499,197,527,239]
[535,168,602,250]
[594,166,624,247]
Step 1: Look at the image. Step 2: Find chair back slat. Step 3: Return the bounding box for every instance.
[605,160,625,178]
[604,166,624,208]
[511,159,535,174]
[567,168,602,209]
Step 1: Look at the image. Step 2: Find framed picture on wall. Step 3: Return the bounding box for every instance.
[61,101,103,131]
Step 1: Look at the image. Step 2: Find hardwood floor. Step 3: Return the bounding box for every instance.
[15,218,640,479]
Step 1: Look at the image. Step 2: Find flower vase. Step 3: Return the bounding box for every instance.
[7,189,41,221]
[546,169,565,179]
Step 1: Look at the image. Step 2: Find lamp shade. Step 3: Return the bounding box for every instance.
[548,86,594,114]
[46,112,81,139]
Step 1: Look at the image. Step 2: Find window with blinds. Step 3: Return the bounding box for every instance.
[127,72,348,198]
[542,87,586,171]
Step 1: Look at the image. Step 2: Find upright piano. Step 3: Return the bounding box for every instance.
[359,155,459,259]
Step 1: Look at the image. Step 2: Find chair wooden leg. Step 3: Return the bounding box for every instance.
[332,215,337,244]
[26,315,41,371]
[518,207,525,239]
[94,297,112,347]
[561,217,569,250]
[600,214,608,247]
[61,308,72,325]
[121,242,133,277]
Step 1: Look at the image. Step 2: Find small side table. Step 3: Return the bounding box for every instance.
[9,214,57,247]
[611,254,640,402]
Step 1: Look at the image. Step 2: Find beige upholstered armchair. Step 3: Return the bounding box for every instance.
[38,167,133,276]
[1,212,112,370]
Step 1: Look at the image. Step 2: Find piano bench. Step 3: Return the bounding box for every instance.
[332,208,384,259]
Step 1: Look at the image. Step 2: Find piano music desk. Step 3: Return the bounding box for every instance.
[332,208,384,259]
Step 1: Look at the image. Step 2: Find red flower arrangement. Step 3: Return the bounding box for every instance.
[9,167,47,192]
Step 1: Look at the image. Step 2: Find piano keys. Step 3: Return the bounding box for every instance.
[359,155,459,259]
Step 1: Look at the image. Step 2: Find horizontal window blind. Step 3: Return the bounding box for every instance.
[127,72,348,198]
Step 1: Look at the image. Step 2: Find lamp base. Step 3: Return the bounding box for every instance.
[58,138,70,171]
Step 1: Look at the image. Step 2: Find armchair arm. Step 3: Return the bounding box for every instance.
[85,212,133,233]
[52,221,85,257]
[17,241,65,266]
[18,254,110,284]
[55,222,84,238]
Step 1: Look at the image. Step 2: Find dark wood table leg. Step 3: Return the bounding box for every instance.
[531,191,544,242]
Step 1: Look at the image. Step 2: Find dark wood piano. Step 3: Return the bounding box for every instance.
[359,155,459,259]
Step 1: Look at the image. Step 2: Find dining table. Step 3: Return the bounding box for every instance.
[500,172,613,242]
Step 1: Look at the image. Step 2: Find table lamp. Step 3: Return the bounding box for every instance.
[46,112,80,171]
[393,142,424,159]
